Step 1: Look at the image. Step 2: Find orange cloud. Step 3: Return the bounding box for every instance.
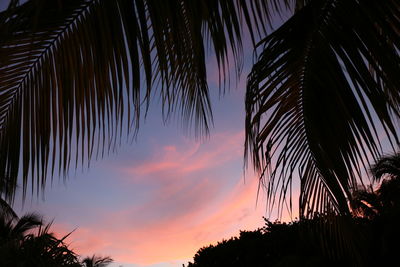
[52,175,265,265]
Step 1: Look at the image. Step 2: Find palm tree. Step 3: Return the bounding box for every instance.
[1,0,400,220]
[16,222,82,267]
[350,153,400,218]
[0,204,82,266]
[350,186,380,220]
[81,255,113,267]
[370,153,400,216]
[351,153,400,265]
[0,211,42,265]
[371,153,400,182]
[0,212,42,244]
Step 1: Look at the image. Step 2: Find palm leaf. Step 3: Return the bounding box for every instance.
[246,0,400,218]
[11,212,42,237]
[0,0,274,198]
[370,152,400,181]
[0,197,18,222]
[82,254,113,267]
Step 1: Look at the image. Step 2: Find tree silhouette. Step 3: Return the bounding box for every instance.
[18,223,82,267]
[371,152,400,183]
[82,255,113,267]
[0,195,117,266]
[0,212,41,244]
[188,219,356,267]
[372,154,400,265]
[350,186,380,220]
[351,153,400,218]
[0,210,82,266]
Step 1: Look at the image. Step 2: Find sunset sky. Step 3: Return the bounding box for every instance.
[0,1,295,265]
[2,1,399,266]
[12,46,292,266]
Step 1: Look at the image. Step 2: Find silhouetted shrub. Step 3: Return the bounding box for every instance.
[188,173,400,267]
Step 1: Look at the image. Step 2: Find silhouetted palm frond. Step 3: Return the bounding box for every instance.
[11,212,42,238]
[82,254,113,267]
[246,0,400,218]
[0,197,17,222]
[0,216,81,266]
[0,179,18,221]
[371,152,400,182]
[0,0,276,198]
[0,211,41,242]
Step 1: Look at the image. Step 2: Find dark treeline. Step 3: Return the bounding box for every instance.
[187,154,400,267]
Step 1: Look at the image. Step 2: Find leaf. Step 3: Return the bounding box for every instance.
[0,0,272,198]
[246,0,400,217]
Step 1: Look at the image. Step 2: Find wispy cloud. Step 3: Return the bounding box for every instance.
[56,176,264,265]
[51,130,266,266]
[122,131,243,177]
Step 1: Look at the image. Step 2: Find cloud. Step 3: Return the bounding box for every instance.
[58,175,264,265]
[50,130,268,266]
[122,131,243,178]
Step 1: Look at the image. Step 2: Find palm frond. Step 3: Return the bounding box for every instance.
[370,152,400,181]
[0,197,18,222]
[246,0,400,217]
[0,0,275,198]
[82,254,113,267]
[11,212,42,237]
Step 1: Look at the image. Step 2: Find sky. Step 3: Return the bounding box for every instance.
[9,35,288,267]
[0,1,295,266]
[2,1,399,266]
[14,61,277,266]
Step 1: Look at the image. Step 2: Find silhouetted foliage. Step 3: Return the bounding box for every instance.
[0,211,81,266]
[0,0,270,199]
[189,154,400,267]
[188,218,356,267]
[0,197,113,267]
[352,152,400,266]
[82,255,113,267]
[189,228,276,267]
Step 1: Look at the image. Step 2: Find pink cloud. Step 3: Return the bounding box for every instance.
[51,174,266,265]
[49,130,298,266]
[51,224,108,257]
[122,131,243,178]
[120,175,264,264]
